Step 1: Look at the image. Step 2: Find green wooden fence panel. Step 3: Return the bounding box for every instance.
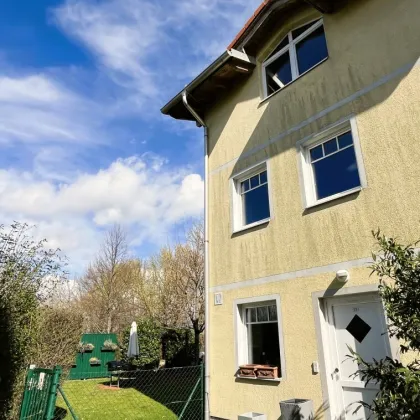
[69,333,118,380]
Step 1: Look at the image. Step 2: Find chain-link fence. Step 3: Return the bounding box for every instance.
[54,365,204,420]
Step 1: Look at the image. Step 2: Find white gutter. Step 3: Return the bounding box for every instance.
[182,91,210,420]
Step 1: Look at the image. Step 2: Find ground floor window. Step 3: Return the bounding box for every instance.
[235,296,285,379]
[246,304,280,367]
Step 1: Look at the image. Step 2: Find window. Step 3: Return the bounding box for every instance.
[235,296,285,379]
[299,119,367,208]
[231,163,271,232]
[245,304,280,367]
[263,19,328,97]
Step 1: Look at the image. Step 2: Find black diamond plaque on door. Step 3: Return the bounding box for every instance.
[346,314,371,343]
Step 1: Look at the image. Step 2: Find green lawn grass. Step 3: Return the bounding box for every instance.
[55,378,177,420]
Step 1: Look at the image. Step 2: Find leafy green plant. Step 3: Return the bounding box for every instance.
[349,230,420,419]
[78,342,94,352]
[120,318,162,369]
[0,222,68,419]
[103,339,118,351]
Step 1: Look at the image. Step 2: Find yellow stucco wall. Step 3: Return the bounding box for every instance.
[205,0,420,418]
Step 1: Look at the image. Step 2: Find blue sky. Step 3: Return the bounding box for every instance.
[0,0,260,275]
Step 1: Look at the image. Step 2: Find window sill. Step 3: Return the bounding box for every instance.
[236,375,282,383]
[259,56,329,105]
[305,186,362,210]
[233,218,270,234]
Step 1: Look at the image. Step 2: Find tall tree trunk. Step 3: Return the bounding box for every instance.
[193,319,200,364]
[107,313,112,333]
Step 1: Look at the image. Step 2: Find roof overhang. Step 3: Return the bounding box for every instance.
[161,49,256,121]
[161,0,345,121]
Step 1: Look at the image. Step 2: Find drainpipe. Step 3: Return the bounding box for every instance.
[182,91,210,420]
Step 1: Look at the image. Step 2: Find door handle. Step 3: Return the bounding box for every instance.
[331,367,339,379]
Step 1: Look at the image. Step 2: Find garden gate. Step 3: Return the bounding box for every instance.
[19,366,61,420]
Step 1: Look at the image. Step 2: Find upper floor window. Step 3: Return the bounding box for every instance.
[298,118,367,208]
[262,19,328,98]
[231,162,271,233]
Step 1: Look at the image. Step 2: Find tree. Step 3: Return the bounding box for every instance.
[350,230,420,419]
[140,222,204,363]
[0,222,68,419]
[79,225,142,333]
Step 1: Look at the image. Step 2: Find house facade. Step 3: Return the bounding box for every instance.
[162,0,420,418]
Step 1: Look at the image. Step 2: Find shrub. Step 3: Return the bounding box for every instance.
[162,329,195,368]
[120,318,162,369]
[350,230,420,419]
[0,223,67,419]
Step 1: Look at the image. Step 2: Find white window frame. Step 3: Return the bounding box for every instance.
[297,117,368,209]
[262,18,327,99]
[234,295,286,381]
[230,161,272,234]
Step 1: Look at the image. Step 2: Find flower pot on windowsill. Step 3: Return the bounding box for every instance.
[238,364,261,378]
[255,365,278,379]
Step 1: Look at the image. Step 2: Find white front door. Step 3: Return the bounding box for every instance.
[323,293,392,420]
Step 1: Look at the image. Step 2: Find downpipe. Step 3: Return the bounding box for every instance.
[182,91,210,420]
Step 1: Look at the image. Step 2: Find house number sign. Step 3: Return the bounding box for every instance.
[214,292,223,306]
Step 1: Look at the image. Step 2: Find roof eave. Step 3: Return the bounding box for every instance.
[161,49,256,121]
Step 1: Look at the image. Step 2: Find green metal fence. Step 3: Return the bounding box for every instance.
[56,364,204,419]
[20,364,204,419]
[20,366,61,420]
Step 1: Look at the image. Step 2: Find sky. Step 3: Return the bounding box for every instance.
[0,0,261,275]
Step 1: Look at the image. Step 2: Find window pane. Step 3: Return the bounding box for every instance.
[267,35,289,59]
[292,21,316,39]
[296,25,328,75]
[323,138,338,156]
[241,179,250,193]
[260,171,267,184]
[257,306,268,322]
[250,174,259,189]
[249,323,280,367]
[310,145,323,162]
[243,184,270,225]
[246,308,251,323]
[268,305,278,321]
[266,51,292,94]
[313,146,361,200]
[338,131,353,149]
[250,308,256,323]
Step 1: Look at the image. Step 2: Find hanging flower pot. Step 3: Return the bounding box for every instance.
[89,357,101,366]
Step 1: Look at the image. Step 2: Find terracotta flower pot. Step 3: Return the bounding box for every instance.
[255,365,278,379]
[238,364,262,378]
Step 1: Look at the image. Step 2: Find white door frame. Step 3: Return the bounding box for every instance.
[312,284,399,420]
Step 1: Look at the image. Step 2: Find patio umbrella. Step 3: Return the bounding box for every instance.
[127,321,139,358]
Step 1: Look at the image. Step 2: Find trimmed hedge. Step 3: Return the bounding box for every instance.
[119,319,196,369]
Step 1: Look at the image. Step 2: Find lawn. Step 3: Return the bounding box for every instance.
[55,378,177,420]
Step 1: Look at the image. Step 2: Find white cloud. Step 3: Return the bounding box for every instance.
[0,154,203,272]
[0,0,262,271]
[52,0,262,104]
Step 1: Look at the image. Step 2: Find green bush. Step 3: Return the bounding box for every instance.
[0,223,68,420]
[350,230,420,419]
[163,329,195,368]
[119,319,197,369]
[120,318,162,369]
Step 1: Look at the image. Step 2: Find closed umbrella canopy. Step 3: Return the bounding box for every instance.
[127,321,139,358]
